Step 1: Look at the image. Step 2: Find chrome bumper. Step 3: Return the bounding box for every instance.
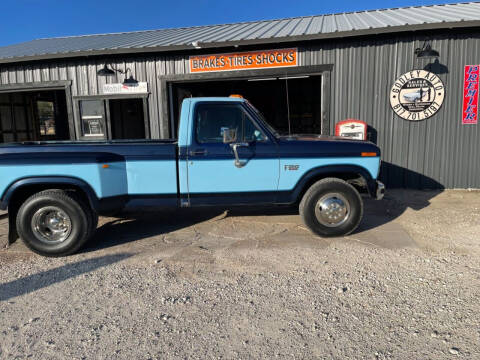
[375,181,385,200]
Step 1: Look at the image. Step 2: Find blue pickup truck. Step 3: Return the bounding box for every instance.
[0,96,384,256]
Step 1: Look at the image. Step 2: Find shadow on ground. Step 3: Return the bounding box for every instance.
[0,253,132,301]
[82,188,442,253]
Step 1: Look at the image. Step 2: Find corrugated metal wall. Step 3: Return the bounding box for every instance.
[0,31,479,189]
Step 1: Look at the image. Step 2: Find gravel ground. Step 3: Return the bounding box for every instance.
[0,190,479,359]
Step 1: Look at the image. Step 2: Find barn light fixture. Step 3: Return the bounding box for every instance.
[122,75,139,86]
[97,64,115,76]
[415,41,440,58]
[97,64,139,86]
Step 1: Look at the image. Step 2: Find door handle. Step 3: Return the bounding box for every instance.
[230,142,249,168]
[189,149,208,156]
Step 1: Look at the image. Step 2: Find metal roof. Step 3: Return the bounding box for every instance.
[1,1,480,64]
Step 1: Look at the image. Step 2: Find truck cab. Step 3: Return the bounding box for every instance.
[178,96,383,206]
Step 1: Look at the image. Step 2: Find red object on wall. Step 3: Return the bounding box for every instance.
[462,65,479,125]
[335,119,367,140]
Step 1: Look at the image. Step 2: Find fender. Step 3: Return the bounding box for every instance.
[277,164,377,204]
[0,176,100,211]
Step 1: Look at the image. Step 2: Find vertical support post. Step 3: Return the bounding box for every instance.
[321,70,331,135]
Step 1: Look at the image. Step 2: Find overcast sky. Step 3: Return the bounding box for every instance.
[0,0,459,46]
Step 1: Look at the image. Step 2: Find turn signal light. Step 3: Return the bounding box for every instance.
[229,94,243,98]
[102,164,110,168]
[361,152,377,157]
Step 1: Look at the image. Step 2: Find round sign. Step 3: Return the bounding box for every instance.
[390,70,445,121]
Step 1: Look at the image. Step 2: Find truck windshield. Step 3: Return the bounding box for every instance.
[245,102,280,138]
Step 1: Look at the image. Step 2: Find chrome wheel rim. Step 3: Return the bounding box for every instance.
[314,193,350,227]
[31,206,72,244]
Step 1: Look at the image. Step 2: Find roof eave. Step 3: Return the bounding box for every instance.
[0,20,479,65]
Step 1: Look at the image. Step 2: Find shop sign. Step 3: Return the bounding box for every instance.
[82,116,104,137]
[462,65,479,125]
[389,70,445,121]
[189,48,297,73]
[102,82,148,95]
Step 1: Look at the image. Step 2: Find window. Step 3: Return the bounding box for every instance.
[36,101,56,136]
[195,104,266,144]
[79,100,106,138]
[0,92,35,143]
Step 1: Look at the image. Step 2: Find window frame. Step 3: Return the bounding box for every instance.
[73,95,150,141]
[78,99,107,140]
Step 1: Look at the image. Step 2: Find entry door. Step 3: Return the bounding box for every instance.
[109,98,146,139]
[186,102,279,205]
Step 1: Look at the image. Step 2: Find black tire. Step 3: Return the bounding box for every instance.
[88,208,99,237]
[299,178,363,237]
[16,189,93,257]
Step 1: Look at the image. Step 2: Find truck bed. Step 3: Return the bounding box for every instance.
[0,140,179,209]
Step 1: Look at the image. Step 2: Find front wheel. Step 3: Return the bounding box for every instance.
[16,190,93,257]
[299,178,363,237]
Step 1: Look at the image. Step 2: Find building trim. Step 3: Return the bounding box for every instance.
[0,80,71,92]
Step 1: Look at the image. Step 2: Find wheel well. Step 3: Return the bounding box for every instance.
[296,172,367,204]
[8,184,93,213]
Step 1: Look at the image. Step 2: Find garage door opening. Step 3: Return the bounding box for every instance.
[170,75,322,137]
[0,89,70,143]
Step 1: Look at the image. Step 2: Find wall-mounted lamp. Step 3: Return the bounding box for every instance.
[97,64,115,76]
[97,64,139,86]
[122,75,138,86]
[415,41,440,58]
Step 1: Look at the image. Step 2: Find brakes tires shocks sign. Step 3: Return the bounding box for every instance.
[389,70,445,121]
[189,48,297,73]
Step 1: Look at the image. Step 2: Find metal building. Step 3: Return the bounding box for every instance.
[0,2,480,189]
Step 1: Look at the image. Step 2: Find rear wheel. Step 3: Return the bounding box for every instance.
[300,178,363,237]
[16,190,93,257]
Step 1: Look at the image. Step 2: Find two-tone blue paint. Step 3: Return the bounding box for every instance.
[177,98,381,205]
[0,143,178,211]
[278,157,380,191]
[0,97,382,213]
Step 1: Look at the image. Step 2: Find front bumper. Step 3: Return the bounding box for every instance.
[375,180,385,200]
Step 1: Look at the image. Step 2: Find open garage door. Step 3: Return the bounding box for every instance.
[170,75,322,138]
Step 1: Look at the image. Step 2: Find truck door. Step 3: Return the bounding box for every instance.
[185,102,279,205]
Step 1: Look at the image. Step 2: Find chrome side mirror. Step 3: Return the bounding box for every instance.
[230,142,249,168]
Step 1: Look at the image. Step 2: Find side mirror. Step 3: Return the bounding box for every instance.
[223,128,237,144]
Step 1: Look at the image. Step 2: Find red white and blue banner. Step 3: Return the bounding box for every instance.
[462,65,479,125]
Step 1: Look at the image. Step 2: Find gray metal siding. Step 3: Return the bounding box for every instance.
[0,30,479,188]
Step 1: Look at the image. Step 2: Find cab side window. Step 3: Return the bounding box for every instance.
[196,104,266,143]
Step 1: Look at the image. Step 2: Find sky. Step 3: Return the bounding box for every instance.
[0,0,462,47]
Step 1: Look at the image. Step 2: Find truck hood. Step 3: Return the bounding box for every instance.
[277,134,381,158]
[279,134,361,142]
